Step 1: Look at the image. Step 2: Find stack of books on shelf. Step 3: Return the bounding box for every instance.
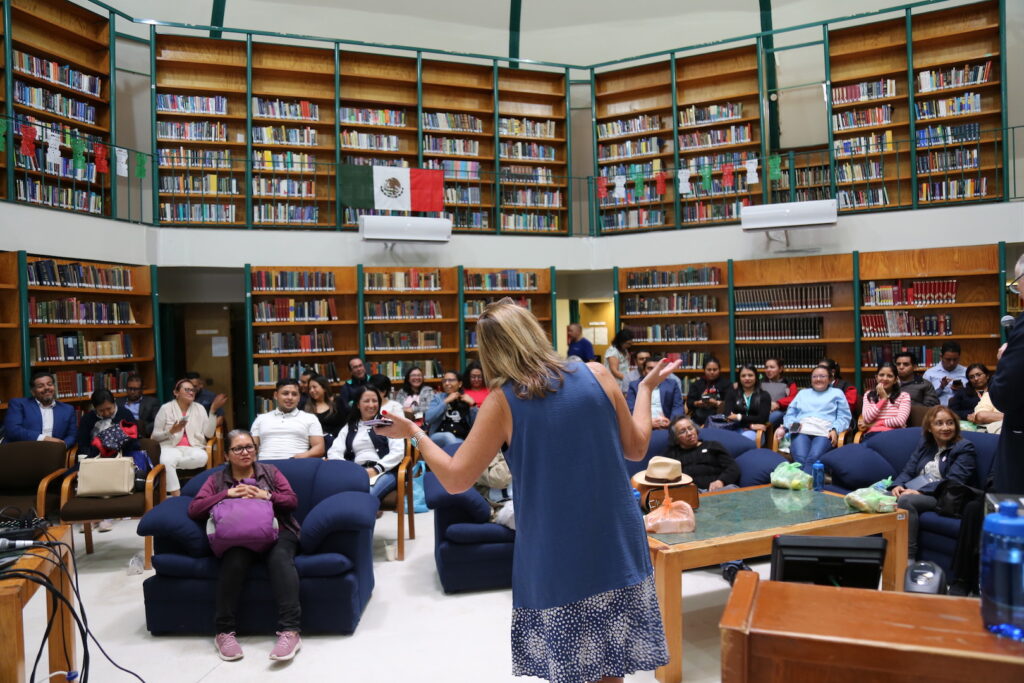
[915,93,982,120]
[596,114,664,140]
[253,97,320,121]
[917,148,979,174]
[157,94,227,115]
[736,317,824,340]
[368,360,444,381]
[423,112,483,132]
[663,351,716,370]
[364,299,443,320]
[159,148,234,170]
[832,79,897,105]
[52,369,136,400]
[160,175,240,195]
[251,270,336,292]
[252,126,318,146]
[862,279,958,306]
[916,123,981,148]
[735,345,827,369]
[30,332,134,363]
[254,361,340,387]
[860,312,953,337]
[499,117,556,138]
[255,330,334,354]
[28,298,135,325]
[625,321,709,343]
[341,130,398,151]
[364,269,442,291]
[862,342,942,367]
[918,178,986,202]
[735,285,833,311]
[916,61,991,93]
[26,260,134,290]
[464,270,538,291]
[366,331,442,351]
[464,297,531,319]
[626,266,722,288]
[252,298,337,322]
[13,49,102,97]
[339,107,406,127]
[678,124,751,151]
[621,293,717,315]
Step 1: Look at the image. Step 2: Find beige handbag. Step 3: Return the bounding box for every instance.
[77,456,135,497]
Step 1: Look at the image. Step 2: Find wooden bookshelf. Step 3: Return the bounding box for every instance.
[911,0,1003,205]
[594,60,675,233]
[248,266,358,415]
[771,147,831,203]
[0,9,6,202]
[497,67,568,235]
[733,255,856,378]
[421,59,496,233]
[155,34,247,226]
[617,262,729,393]
[463,267,554,356]
[676,45,762,227]
[0,253,23,412]
[10,0,111,217]
[250,42,336,228]
[857,244,1000,381]
[361,266,459,385]
[339,51,417,228]
[24,255,157,405]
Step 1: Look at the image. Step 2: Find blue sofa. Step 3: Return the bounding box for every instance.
[137,458,379,634]
[820,427,997,580]
[425,429,786,594]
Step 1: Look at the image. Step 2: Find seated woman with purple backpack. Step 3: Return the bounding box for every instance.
[187,429,303,663]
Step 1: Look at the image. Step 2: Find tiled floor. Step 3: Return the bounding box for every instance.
[21,514,769,682]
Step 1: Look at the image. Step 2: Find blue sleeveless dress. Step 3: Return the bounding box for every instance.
[502,362,668,682]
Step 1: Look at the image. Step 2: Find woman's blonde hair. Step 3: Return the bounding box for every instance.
[476,299,569,400]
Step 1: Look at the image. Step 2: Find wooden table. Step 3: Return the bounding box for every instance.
[721,571,1024,682]
[648,486,908,683]
[0,525,76,683]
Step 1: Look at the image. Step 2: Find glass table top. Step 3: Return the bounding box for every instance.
[649,486,860,546]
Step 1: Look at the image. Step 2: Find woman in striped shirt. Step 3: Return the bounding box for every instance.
[859,362,911,440]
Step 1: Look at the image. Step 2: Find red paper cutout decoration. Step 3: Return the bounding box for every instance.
[597,179,608,199]
[94,143,109,173]
[722,163,735,189]
[655,171,666,195]
[20,124,37,156]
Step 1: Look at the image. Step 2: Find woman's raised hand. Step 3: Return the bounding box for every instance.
[374,409,419,440]
[640,358,682,391]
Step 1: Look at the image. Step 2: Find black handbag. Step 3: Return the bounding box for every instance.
[933,479,985,519]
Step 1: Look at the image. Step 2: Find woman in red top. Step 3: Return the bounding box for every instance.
[462,361,490,407]
[859,362,911,440]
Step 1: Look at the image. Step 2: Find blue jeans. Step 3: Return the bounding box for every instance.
[789,434,834,474]
[429,432,464,449]
[768,409,785,426]
[370,471,398,500]
[740,429,756,442]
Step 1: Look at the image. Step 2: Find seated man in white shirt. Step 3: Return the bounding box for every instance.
[922,340,968,406]
[250,378,325,460]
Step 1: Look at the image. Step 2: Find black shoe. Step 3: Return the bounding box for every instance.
[947,580,973,597]
[722,561,752,586]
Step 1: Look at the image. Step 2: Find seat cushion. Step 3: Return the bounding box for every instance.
[699,428,756,458]
[821,444,897,491]
[62,492,147,520]
[152,551,353,579]
[919,510,961,540]
[445,522,516,545]
[735,449,787,487]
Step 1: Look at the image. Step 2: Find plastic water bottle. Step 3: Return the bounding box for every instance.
[812,462,825,491]
[980,501,1024,640]
[127,551,144,575]
[633,488,642,510]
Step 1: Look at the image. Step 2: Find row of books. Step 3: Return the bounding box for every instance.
[600,208,664,230]
[863,279,959,306]
[917,123,981,148]
[599,185,664,207]
[680,176,750,199]
[424,159,481,180]
[662,351,718,370]
[464,270,539,291]
[680,198,749,224]
[596,114,664,140]
[464,330,479,348]
[253,98,320,121]
[500,142,557,161]
[679,124,752,151]
[423,136,480,156]
[423,112,483,133]
[833,130,894,157]
[16,151,101,184]
[449,210,490,229]
[500,213,561,231]
[15,181,104,215]
[250,270,337,291]
[255,330,335,354]
[625,322,710,343]
[252,178,317,198]
[735,316,823,341]
[832,79,897,105]
[501,189,562,207]
[860,312,954,337]
[157,94,227,115]
[364,299,443,320]
[253,204,320,224]
[26,260,135,291]
[159,175,240,195]
[916,61,992,94]
[365,331,443,351]
[835,160,882,183]
[914,93,982,120]
[345,156,410,168]
[625,267,722,289]
[159,203,237,223]
[735,345,827,369]
[862,343,942,368]
[679,102,743,128]
[621,294,718,315]
[501,166,554,184]
[253,150,318,172]
[919,178,987,201]
[791,166,832,186]
[679,151,757,173]
[735,285,832,311]
[252,126,318,146]
[366,360,445,382]
[14,81,98,125]
[444,186,482,204]
[157,120,229,142]
[340,131,400,151]
[28,298,136,325]
[254,361,340,387]
[49,369,138,400]
[499,117,557,139]
[158,147,233,170]
[597,137,663,162]
[365,270,443,291]
[253,298,338,322]
[465,297,531,318]
[837,188,889,209]
[917,148,979,173]
[29,332,135,363]
[339,107,407,127]
[831,105,894,132]
[13,50,103,97]
[14,113,104,146]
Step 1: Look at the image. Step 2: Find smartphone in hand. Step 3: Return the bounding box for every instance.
[362,418,394,427]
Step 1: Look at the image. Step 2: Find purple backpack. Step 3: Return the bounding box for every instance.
[206,478,280,557]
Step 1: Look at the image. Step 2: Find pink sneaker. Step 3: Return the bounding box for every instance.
[269,630,301,661]
[215,632,243,661]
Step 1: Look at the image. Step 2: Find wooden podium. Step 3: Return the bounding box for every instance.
[720,572,1024,682]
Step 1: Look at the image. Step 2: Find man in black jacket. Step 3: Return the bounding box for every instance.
[661,416,739,492]
[116,374,159,438]
[990,255,1024,494]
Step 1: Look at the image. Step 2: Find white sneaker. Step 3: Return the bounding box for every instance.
[97,519,114,533]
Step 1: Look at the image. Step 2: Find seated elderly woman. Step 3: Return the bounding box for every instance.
[660,416,740,493]
[187,429,302,663]
[327,385,405,499]
[774,365,852,474]
[889,405,977,560]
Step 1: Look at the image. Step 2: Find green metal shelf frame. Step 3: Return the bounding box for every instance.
[17,250,29,395]
[727,260,736,373]
[356,264,365,358]
[3,0,13,203]
[243,263,255,424]
[852,251,862,392]
[550,266,558,343]
[998,241,1008,342]
[457,265,466,371]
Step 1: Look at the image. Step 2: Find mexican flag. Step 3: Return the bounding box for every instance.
[339,165,444,212]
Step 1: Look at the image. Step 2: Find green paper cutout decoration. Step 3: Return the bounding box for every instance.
[701,165,712,191]
[134,151,147,179]
[0,119,6,152]
[768,155,782,181]
[71,138,87,170]
[632,170,644,197]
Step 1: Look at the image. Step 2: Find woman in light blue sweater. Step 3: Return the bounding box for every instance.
[774,366,851,473]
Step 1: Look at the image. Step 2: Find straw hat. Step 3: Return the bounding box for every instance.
[633,456,694,488]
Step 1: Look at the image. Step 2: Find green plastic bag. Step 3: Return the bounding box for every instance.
[770,462,813,490]
[844,477,897,513]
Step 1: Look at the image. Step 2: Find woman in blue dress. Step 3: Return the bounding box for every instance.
[377,299,675,682]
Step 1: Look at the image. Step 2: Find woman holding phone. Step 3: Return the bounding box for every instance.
[152,377,226,495]
[377,299,676,683]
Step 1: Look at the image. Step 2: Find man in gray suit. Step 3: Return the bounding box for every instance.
[117,374,160,438]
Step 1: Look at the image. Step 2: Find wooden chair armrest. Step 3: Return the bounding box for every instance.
[753,427,765,449]
[65,444,78,469]
[837,431,848,447]
[60,471,79,509]
[145,464,167,508]
[36,467,69,518]
[852,429,864,444]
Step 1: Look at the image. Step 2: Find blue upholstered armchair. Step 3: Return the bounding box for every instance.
[820,427,998,580]
[425,429,786,594]
[137,458,379,634]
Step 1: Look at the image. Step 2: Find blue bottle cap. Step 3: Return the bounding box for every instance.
[984,500,1024,537]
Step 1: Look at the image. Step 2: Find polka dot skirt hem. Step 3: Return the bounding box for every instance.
[511,574,669,683]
